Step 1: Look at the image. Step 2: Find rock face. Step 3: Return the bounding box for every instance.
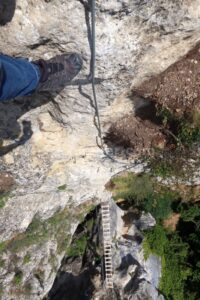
[93,200,163,300]
[0,0,200,299]
[47,200,163,300]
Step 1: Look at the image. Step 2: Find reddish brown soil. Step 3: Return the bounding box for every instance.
[0,172,14,193]
[105,114,166,154]
[133,42,200,116]
[163,213,180,231]
[105,43,200,153]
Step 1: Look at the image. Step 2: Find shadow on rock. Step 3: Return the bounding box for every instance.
[0,73,103,157]
[0,0,16,26]
[0,92,51,156]
[46,270,95,300]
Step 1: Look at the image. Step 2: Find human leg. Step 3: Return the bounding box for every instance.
[0,52,83,101]
[0,54,41,101]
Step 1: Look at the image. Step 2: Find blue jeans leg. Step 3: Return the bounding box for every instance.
[0,54,41,101]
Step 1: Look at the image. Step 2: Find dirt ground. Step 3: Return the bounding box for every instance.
[105,42,200,153]
[105,114,166,154]
[0,172,14,193]
[163,213,180,231]
[133,42,200,117]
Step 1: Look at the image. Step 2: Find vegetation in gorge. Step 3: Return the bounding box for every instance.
[147,107,200,180]
[110,172,200,300]
[157,107,200,146]
[66,234,88,257]
[66,208,99,260]
[144,203,200,300]
[0,202,96,265]
[111,173,179,222]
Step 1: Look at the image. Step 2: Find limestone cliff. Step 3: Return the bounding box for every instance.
[0,0,199,299]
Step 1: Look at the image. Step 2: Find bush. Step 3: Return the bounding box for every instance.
[112,173,178,221]
[160,234,191,300]
[66,235,87,257]
[178,121,200,146]
[13,271,23,286]
[23,253,31,264]
[143,226,191,300]
[112,173,153,205]
[144,192,173,221]
[143,225,167,259]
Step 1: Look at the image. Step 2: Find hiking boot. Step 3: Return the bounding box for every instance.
[34,53,83,92]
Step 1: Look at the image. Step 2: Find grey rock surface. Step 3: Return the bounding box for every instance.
[107,199,163,299]
[131,281,165,300]
[135,212,156,230]
[0,0,200,299]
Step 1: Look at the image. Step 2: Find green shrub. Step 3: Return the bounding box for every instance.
[178,204,200,223]
[160,234,191,300]
[23,253,31,264]
[178,121,200,146]
[66,234,87,257]
[57,184,67,191]
[13,271,23,286]
[144,192,173,221]
[112,173,177,221]
[150,159,175,178]
[143,225,167,259]
[143,226,191,300]
[112,173,153,204]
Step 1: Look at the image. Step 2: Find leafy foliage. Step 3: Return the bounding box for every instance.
[112,173,153,204]
[13,271,23,286]
[144,203,200,300]
[144,192,173,221]
[178,121,200,146]
[177,204,200,299]
[57,184,67,191]
[112,173,178,221]
[143,225,167,259]
[66,235,87,257]
[157,105,200,146]
[23,253,31,264]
